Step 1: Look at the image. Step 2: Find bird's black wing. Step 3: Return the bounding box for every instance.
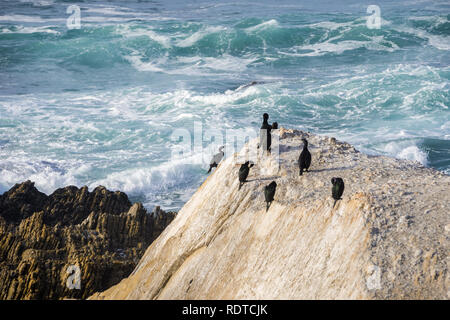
[305,150,311,168]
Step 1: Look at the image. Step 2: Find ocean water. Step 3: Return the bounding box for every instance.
[0,0,449,211]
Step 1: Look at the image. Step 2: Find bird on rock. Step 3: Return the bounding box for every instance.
[264,181,277,212]
[331,177,345,208]
[298,138,311,176]
[259,113,272,153]
[207,146,225,173]
[238,161,254,190]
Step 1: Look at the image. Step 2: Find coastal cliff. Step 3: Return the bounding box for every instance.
[0,182,176,299]
[90,128,449,300]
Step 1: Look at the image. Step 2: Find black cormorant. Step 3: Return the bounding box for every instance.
[260,113,272,153]
[264,181,277,212]
[298,138,311,175]
[238,161,254,190]
[331,177,345,208]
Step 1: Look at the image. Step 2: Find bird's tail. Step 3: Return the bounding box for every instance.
[266,202,271,212]
[299,168,303,176]
[207,166,212,173]
[239,182,243,190]
[333,199,337,208]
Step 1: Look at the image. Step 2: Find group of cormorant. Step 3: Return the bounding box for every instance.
[207,113,345,211]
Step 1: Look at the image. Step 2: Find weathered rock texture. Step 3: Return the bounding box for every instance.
[90,128,449,300]
[0,181,176,299]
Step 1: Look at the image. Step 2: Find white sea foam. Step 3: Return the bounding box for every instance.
[1,25,60,35]
[81,16,140,23]
[191,85,261,105]
[82,4,176,22]
[178,55,255,73]
[383,141,428,165]
[392,22,450,51]
[124,54,168,73]
[125,52,254,75]
[0,14,46,23]
[245,19,279,33]
[127,85,261,110]
[309,21,351,30]
[18,0,54,7]
[408,15,448,27]
[0,158,89,195]
[0,15,64,23]
[85,6,136,16]
[176,26,225,47]
[283,35,399,57]
[91,151,206,195]
[116,25,171,48]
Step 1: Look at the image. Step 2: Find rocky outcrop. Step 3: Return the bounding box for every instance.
[0,182,176,299]
[90,128,449,300]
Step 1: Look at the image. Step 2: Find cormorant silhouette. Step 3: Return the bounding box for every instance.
[331,177,345,208]
[264,181,277,212]
[207,146,224,173]
[238,161,254,190]
[298,138,311,175]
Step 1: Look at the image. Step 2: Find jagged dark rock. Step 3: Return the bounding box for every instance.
[0,181,176,300]
[0,181,47,223]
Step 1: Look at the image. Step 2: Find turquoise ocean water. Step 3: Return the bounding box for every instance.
[0,0,449,210]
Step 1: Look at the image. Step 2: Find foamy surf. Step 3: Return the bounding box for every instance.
[0,0,448,210]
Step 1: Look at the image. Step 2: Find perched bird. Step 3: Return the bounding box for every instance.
[238,161,254,190]
[260,113,271,130]
[272,122,278,129]
[207,146,224,173]
[259,113,272,153]
[331,177,345,208]
[298,138,311,175]
[264,181,277,212]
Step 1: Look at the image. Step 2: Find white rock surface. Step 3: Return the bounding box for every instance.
[90,128,449,300]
